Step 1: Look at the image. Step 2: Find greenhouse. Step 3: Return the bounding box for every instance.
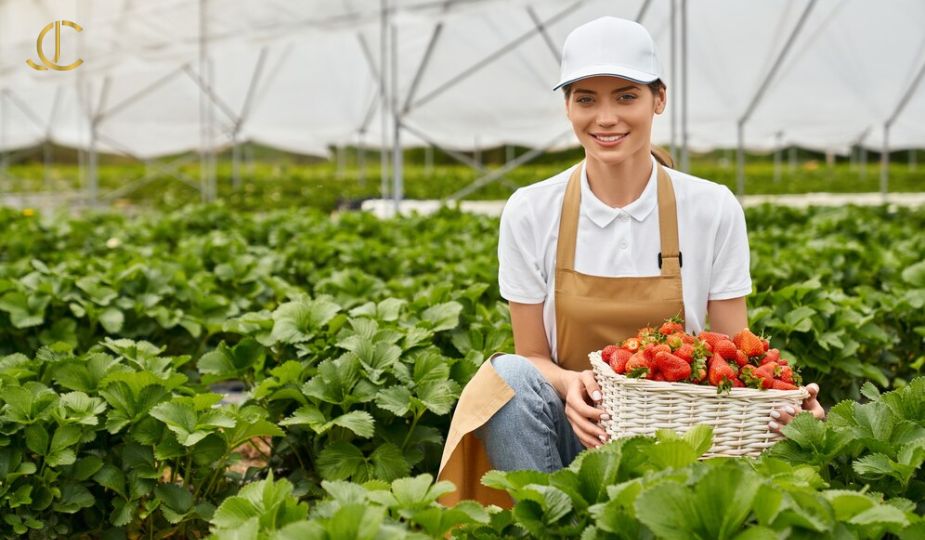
[0,0,923,538]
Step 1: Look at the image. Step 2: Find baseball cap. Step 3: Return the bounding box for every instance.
[553,16,661,91]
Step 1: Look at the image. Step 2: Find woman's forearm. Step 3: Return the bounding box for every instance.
[521,355,577,399]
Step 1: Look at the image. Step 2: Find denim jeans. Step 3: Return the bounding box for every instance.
[475,354,584,472]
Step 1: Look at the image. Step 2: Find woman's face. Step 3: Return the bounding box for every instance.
[564,75,666,167]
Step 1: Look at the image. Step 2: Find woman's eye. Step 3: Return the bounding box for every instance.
[577,97,593,104]
[619,94,638,101]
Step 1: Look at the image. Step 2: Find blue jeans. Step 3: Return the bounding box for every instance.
[475,354,584,472]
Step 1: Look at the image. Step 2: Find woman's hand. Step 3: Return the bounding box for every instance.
[563,370,609,448]
[768,382,825,433]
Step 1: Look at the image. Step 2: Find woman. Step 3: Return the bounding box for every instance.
[437,16,824,506]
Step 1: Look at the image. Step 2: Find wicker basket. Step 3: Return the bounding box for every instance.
[590,351,809,457]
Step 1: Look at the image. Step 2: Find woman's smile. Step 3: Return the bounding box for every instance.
[590,132,629,146]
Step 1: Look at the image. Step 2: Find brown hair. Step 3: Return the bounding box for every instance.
[563,79,674,169]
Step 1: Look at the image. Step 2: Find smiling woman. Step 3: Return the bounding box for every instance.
[436,16,824,507]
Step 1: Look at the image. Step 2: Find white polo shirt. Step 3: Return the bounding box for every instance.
[498,156,752,362]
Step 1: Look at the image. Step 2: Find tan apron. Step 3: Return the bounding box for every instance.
[437,162,685,507]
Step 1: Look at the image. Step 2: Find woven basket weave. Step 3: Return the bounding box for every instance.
[590,351,809,457]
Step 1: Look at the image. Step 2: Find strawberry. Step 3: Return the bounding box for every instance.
[735,350,748,367]
[733,328,765,358]
[707,353,737,390]
[610,348,633,374]
[601,345,619,363]
[622,337,641,352]
[644,343,670,362]
[713,339,738,361]
[753,362,779,389]
[625,352,650,378]
[731,377,745,388]
[762,348,781,365]
[637,326,657,342]
[771,380,798,391]
[675,343,694,363]
[653,372,666,381]
[762,339,770,352]
[778,365,800,385]
[655,351,692,382]
[680,333,697,345]
[659,318,685,336]
[739,364,761,388]
[699,331,730,350]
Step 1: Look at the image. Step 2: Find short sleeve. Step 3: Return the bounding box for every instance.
[708,188,752,300]
[498,190,547,303]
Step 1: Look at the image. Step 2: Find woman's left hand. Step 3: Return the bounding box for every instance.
[768,382,825,434]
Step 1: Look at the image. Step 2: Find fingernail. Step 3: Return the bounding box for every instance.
[591,391,602,401]
[768,421,779,430]
[600,413,610,421]
[598,434,607,442]
[770,410,781,419]
[785,406,796,415]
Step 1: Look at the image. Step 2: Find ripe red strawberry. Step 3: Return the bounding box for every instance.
[713,339,738,361]
[653,372,666,381]
[762,339,770,352]
[735,350,748,367]
[675,343,694,363]
[731,377,745,388]
[733,328,765,358]
[707,353,737,389]
[659,319,685,336]
[644,343,670,362]
[699,331,730,350]
[762,348,781,365]
[778,365,796,384]
[601,345,619,363]
[622,337,641,352]
[753,362,779,389]
[680,333,697,345]
[771,380,798,391]
[655,351,692,382]
[625,352,650,378]
[610,348,633,374]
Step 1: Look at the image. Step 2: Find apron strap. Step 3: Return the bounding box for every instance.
[655,164,682,277]
[555,164,583,271]
[555,161,682,277]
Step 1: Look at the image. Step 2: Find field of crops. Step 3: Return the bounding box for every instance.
[0,203,923,538]
[4,155,924,212]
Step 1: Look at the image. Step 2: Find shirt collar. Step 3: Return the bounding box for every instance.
[579,155,659,228]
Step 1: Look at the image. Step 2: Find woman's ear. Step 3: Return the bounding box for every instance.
[654,86,667,115]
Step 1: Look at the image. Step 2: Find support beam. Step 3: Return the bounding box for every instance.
[880,52,925,196]
[379,0,391,202]
[526,6,561,63]
[408,1,584,113]
[401,19,446,114]
[391,19,403,213]
[669,0,678,163]
[680,0,689,172]
[448,129,573,201]
[736,0,817,195]
[635,0,654,22]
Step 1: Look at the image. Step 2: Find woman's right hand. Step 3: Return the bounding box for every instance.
[563,370,609,448]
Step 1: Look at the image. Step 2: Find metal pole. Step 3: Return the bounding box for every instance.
[199,0,210,202]
[860,146,867,181]
[773,131,782,183]
[358,131,366,188]
[474,136,481,168]
[0,92,7,187]
[391,19,403,214]
[680,0,689,172]
[911,148,917,172]
[425,144,434,177]
[670,0,677,163]
[380,0,390,202]
[881,122,890,199]
[232,128,241,190]
[736,121,745,197]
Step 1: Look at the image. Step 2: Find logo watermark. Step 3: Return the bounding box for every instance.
[26,20,84,71]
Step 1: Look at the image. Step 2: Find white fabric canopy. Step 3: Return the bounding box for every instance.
[0,0,923,159]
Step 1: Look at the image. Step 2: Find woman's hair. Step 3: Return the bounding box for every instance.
[563,79,674,169]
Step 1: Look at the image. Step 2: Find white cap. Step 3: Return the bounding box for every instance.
[554,16,661,91]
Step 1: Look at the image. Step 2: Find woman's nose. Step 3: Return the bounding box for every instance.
[596,104,619,126]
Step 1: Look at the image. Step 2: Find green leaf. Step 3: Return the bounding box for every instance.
[271,297,340,344]
[154,484,193,514]
[99,308,125,333]
[901,260,925,287]
[420,302,462,332]
[25,424,49,455]
[848,504,909,528]
[94,463,127,498]
[329,411,375,438]
[375,386,412,416]
[370,443,411,481]
[317,442,366,481]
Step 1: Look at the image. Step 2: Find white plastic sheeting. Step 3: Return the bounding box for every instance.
[0,0,924,159]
